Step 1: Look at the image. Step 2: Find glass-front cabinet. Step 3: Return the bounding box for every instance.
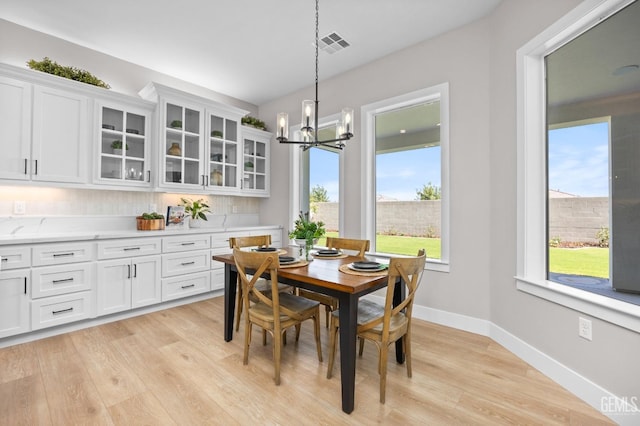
[96,102,152,186]
[241,126,271,196]
[207,112,239,190]
[164,102,203,187]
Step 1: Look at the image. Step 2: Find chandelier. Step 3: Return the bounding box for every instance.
[276,0,354,151]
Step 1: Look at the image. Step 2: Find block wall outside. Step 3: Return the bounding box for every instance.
[315,197,608,243]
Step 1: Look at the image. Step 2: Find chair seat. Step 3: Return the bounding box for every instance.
[250,293,321,322]
[331,299,408,335]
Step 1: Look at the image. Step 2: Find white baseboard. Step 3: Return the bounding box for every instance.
[366,295,639,425]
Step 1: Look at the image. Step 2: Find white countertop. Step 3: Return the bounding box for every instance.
[0,215,282,246]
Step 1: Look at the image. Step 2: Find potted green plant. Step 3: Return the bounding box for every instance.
[244,161,254,171]
[179,197,211,227]
[136,212,165,231]
[111,140,128,155]
[241,115,267,131]
[211,130,223,138]
[288,211,326,260]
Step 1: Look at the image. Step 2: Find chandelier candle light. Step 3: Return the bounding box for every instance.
[276,0,354,150]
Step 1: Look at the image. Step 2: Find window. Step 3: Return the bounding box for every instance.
[517,0,640,331]
[290,115,343,242]
[362,84,449,271]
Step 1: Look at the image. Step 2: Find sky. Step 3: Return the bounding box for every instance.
[309,121,608,202]
[548,122,609,197]
[309,146,441,202]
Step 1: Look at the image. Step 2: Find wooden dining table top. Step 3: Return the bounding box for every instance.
[212,247,389,295]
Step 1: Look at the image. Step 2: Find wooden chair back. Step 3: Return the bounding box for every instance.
[358,249,426,338]
[229,235,272,249]
[325,237,370,258]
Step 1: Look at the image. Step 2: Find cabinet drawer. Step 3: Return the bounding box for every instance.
[31,291,92,330]
[31,263,94,299]
[162,271,210,301]
[211,232,236,249]
[210,269,224,291]
[97,238,161,260]
[32,242,94,266]
[162,234,210,253]
[0,246,31,270]
[162,250,210,277]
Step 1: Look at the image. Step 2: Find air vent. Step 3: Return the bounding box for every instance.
[317,32,350,54]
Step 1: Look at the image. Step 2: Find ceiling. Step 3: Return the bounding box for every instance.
[546,0,640,108]
[0,0,502,105]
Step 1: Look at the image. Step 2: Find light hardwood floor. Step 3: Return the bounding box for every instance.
[0,296,614,425]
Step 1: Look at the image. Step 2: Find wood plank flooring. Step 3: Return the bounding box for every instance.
[0,297,614,425]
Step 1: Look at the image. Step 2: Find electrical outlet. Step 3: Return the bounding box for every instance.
[14,200,26,215]
[232,205,238,213]
[149,203,157,213]
[579,317,592,341]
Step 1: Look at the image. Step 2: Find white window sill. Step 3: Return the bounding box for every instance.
[516,276,640,333]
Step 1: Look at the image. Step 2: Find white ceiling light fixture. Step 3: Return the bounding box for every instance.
[276,0,354,151]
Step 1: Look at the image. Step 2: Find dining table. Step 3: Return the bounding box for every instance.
[213,247,405,414]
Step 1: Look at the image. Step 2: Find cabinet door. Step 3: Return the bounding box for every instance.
[162,100,205,189]
[207,112,240,191]
[241,127,271,196]
[96,259,132,316]
[0,270,30,338]
[32,85,88,183]
[96,102,152,187]
[0,76,31,180]
[131,255,161,308]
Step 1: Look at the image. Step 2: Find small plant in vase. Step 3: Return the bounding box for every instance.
[180,197,211,227]
[111,140,128,155]
[288,211,325,260]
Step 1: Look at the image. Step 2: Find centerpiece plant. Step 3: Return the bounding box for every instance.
[288,211,325,260]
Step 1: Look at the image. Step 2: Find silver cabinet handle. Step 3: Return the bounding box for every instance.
[181,261,195,266]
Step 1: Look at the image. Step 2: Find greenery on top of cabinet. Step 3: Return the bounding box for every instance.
[27,57,111,89]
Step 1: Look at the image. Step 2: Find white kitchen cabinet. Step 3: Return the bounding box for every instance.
[31,291,92,331]
[241,126,271,196]
[31,85,89,183]
[0,75,31,181]
[96,255,161,316]
[94,100,154,187]
[0,246,31,270]
[0,69,89,184]
[32,242,94,266]
[139,82,248,194]
[0,269,30,338]
[31,262,93,299]
[162,271,210,302]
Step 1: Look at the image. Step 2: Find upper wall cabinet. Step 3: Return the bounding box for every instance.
[0,65,89,184]
[94,99,155,188]
[139,82,249,194]
[241,126,271,196]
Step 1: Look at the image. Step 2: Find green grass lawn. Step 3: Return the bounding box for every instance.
[549,247,609,278]
[320,232,441,258]
[322,233,609,278]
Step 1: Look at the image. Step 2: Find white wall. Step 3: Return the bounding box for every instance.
[259,0,640,409]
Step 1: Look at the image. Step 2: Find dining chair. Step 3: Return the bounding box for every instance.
[233,248,323,385]
[326,249,426,403]
[229,235,291,332]
[298,237,370,327]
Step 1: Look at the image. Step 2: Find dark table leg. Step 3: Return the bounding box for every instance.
[224,264,237,342]
[338,293,358,414]
[392,278,406,363]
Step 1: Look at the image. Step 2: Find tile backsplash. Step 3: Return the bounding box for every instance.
[0,186,259,217]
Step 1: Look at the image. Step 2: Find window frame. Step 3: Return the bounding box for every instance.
[361,84,450,272]
[516,0,640,332]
